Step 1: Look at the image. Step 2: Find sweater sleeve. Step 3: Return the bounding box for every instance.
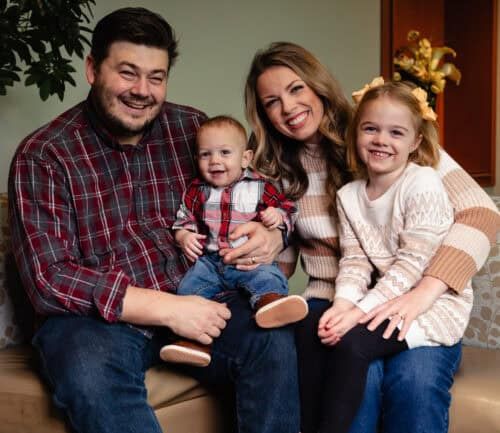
[278,242,300,279]
[423,150,500,292]
[334,196,373,304]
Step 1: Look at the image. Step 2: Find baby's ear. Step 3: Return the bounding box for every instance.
[241,149,254,168]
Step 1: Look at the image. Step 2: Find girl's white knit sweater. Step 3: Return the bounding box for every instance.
[279,147,500,323]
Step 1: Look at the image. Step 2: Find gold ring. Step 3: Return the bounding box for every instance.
[251,256,256,264]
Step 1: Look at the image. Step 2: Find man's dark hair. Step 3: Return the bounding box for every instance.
[91,7,179,73]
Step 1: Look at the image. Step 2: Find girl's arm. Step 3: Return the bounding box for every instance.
[334,198,373,304]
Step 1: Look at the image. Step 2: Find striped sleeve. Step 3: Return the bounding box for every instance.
[278,242,300,279]
[424,150,500,291]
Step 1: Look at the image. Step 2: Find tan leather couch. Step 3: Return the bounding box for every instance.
[1,193,499,432]
[0,345,228,433]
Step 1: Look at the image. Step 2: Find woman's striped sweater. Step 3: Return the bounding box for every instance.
[278,147,500,301]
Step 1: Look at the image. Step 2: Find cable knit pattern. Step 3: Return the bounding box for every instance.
[336,163,471,347]
[278,148,500,327]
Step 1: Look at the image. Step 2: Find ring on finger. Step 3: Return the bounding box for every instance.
[250,256,257,264]
[397,312,406,321]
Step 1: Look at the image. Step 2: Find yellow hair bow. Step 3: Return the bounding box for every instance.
[351,76,437,121]
[351,76,385,104]
[410,87,437,121]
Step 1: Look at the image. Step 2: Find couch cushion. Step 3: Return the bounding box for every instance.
[449,345,500,433]
[464,196,500,349]
[0,193,23,349]
[0,344,226,433]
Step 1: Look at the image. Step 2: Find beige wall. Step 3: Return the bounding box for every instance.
[0,0,380,191]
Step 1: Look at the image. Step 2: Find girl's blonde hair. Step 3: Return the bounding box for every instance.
[244,42,352,214]
[347,81,441,179]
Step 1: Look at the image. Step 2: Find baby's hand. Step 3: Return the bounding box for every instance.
[175,230,206,262]
[260,207,283,230]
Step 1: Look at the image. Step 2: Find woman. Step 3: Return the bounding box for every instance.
[244,41,499,433]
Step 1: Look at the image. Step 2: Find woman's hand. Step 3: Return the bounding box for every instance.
[219,221,283,270]
[360,276,449,340]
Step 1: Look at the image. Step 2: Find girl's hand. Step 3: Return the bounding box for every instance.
[260,207,283,230]
[318,299,359,346]
[175,230,206,262]
[360,276,448,340]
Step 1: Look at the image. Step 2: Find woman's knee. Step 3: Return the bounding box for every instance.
[382,344,461,413]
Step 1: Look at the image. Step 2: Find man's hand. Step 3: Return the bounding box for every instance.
[175,229,206,262]
[165,295,231,344]
[219,221,283,270]
[360,276,448,340]
[121,286,231,344]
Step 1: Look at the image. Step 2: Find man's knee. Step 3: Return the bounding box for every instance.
[244,326,296,370]
[34,317,146,401]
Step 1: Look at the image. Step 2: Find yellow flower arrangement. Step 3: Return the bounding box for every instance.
[393,30,461,108]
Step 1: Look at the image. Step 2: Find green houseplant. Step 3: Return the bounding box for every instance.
[0,0,95,101]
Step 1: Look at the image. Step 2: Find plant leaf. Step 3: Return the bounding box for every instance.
[39,79,51,101]
[2,0,96,100]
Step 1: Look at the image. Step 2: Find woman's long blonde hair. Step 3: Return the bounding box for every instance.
[244,42,352,214]
[347,81,441,179]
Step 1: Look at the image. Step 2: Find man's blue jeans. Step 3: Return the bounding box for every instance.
[177,253,289,308]
[296,298,462,433]
[32,292,299,433]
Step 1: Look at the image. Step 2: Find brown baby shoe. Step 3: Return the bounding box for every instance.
[160,340,211,367]
[255,293,308,328]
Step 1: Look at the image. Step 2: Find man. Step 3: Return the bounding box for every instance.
[9,8,299,433]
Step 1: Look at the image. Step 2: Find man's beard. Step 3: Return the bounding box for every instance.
[91,84,159,139]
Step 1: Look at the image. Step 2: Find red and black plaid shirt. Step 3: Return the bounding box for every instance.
[173,169,296,252]
[9,96,206,323]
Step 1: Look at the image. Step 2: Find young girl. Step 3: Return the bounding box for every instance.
[317,78,473,433]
